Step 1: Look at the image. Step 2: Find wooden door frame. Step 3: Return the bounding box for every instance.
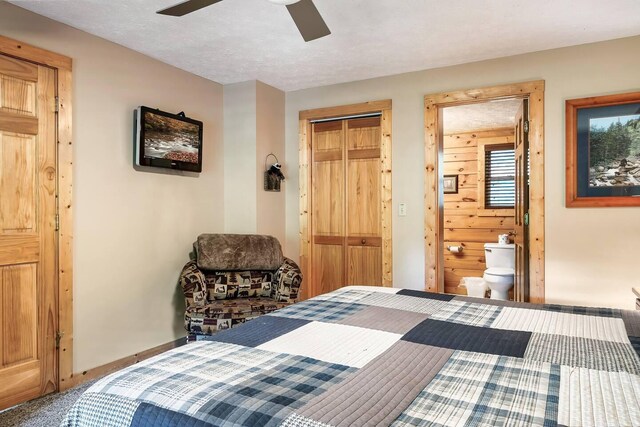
[424,81,545,303]
[0,35,74,391]
[299,100,393,299]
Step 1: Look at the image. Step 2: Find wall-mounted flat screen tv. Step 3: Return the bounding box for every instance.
[134,106,203,172]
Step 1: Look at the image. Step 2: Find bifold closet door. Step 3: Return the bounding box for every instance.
[345,117,382,286]
[311,120,345,295]
[310,116,383,297]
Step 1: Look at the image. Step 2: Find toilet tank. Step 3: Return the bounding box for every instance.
[484,243,515,269]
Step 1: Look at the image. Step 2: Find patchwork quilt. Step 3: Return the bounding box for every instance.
[62,286,640,427]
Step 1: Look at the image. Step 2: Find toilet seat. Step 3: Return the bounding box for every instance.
[484,267,514,277]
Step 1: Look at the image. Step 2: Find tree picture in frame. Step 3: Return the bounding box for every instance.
[566,91,640,207]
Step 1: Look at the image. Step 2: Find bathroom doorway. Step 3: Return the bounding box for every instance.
[424,81,545,303]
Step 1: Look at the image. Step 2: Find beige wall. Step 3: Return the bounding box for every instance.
[285,35,640,310]
[0,2,225,372]
[223,80,286,243]
[256,81,286,245]
[224,81,258,234]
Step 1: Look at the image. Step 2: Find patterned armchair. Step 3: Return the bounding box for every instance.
[180,234,302,340]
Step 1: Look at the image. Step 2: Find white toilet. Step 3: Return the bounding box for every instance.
[483,243,515,300]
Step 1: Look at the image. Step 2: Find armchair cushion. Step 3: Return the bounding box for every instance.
[272,258,303,303]
[204,270,274,300]
[185,298,291,336]
[195,234,284,271]
[180,261,207,307]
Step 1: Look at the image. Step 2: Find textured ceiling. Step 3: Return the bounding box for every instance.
[7,0,640,91]
[443,99,522,134]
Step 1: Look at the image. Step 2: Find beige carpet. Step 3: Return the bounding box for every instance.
[0,381,95,427]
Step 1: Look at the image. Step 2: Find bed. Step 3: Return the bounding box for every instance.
[62,286,640,426]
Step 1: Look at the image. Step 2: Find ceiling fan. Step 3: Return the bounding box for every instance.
[157,0,331,42]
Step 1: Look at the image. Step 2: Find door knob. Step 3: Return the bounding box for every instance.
[361,239,366,245]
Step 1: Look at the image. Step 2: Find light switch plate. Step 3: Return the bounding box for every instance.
[399,203,407,216]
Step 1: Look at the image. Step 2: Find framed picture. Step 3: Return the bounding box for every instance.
[566,91,640,207]
[443,175,458,194]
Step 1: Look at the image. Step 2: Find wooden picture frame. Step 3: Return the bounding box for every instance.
[566,91,640,207]
[443,175,458,194]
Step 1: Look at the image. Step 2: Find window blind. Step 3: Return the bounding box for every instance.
[485,147,515,208]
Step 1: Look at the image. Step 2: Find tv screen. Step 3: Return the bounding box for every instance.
[135,106,203,172]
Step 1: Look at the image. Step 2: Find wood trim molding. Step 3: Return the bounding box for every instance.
[299,100,392,121]
[0,35,72,71]
[424,81,545,303]
[64,338,185,390]
[380,109,393,285]
[0,36,75,392]
[57,66,74,391]
[299,100,393,299]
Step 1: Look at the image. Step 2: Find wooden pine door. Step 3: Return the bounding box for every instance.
[0,54,58,409]
[310,116,384,298]
[513,99,529,302]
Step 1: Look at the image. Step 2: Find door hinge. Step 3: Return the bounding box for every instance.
[524,212,529,226]
[55,96,60,113]
[523,120,529,133]
[55,331,64,349]
[55,213,60,231]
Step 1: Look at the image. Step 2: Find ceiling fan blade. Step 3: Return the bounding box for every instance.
[157,0,223,17]
[286,0,331,42]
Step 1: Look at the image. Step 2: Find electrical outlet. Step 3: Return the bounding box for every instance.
[399,203,407,217]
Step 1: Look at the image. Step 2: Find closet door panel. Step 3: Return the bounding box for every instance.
[348,245,382,285]
[311,121,345,297]
[312,243,344,295]
[345,117,383,287]
[312,160,343,236]
[347,158,380,236]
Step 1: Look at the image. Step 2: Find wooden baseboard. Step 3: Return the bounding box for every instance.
[60,337,186,391]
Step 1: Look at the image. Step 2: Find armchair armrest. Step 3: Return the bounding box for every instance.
[179,260,207,308]
[272,257,303,303]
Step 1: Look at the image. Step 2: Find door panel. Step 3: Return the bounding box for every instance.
[0,54,57,410]
[311,121,345,297]
[2,264,37,366]
[347,158,380,236]
[312,243,344,294]
[513,100,529,302]
[312,160,343,236]
[347,117,380,150]
[348,245,382,285]
[1,133,36,231]
[345,118,382,286]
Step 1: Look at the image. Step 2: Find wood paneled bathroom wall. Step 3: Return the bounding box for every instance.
[443,128,515,294]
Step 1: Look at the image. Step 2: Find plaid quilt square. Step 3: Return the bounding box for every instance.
[392,351,560,427]
[542,304,622,318]
[558,365,640,426]
[430,300,503,327]
[312,288,376,304]
[62,392,140,427]
[524,333,640,374]
[88,342,291,415]
[194,356,355,427]
[358,292,449,314]
[492,307,630,343]
[267,299,365,322]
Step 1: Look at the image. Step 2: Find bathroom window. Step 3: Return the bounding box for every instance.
[478,143,515,215]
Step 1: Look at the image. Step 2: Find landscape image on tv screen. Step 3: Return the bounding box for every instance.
[143,111,200,164]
